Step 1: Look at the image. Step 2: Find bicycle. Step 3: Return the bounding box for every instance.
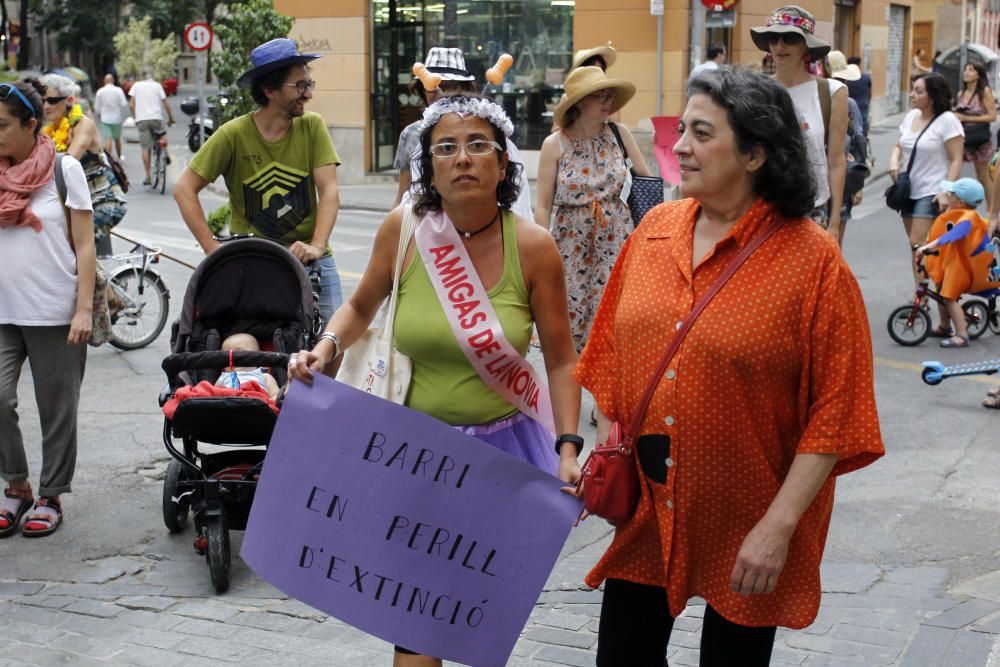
[886,249,989,346]
[100,242,171,350]
[151,128,169,195]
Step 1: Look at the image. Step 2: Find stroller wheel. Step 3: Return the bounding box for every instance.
[162,459,191,533]
[205,513,231,593]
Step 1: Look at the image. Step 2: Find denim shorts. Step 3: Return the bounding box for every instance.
[900,195,938,219]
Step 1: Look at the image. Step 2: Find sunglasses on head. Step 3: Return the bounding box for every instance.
[767,33,805,46]
[0,84,38,117]
[44,96,67,105]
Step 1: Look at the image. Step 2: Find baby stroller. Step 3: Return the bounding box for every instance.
[158,238,321,592]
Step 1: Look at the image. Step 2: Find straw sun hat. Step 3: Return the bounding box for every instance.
[553,66,635,127]
[827,50,861,81]
[571,42,618,71]
[750,5,831,63]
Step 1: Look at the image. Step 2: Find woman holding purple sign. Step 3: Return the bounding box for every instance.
[287,92,583,666]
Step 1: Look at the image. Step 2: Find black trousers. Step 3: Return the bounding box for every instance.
[596,578,777,667]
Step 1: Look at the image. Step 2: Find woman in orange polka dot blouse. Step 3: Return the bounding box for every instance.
[574,68,884,665]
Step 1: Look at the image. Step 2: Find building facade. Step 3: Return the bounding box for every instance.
[274,0,912,184]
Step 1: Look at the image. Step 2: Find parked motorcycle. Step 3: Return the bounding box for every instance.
[180,93,230,152]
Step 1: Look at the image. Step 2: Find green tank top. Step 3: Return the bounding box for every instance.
[394,211,532,425]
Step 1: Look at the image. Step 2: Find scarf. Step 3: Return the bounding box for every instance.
[0,134,57,233]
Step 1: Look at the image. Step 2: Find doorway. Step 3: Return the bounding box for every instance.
[371,1,427,172]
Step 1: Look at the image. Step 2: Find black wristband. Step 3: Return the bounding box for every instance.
[555,433,584,457]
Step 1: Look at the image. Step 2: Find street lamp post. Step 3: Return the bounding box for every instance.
[959,0,968,78]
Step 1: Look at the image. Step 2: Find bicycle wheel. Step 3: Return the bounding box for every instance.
[887,304,930,346]
[987,297,1000,335]
[963,300,989,339]
[150,146,161,190]
[109,268,170,350]
[157,146,168,195]
[205,512,230,594]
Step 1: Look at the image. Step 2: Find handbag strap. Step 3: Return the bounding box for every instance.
[904,113,940,175]
[380,205,417,343]
[607,121,636,177]
[623,215,785,446]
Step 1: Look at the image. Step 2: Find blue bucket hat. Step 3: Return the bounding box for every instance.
[236,38,322,89]
[939,178,986,206]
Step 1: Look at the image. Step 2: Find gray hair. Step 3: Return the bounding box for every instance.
[39,73,75,97]
[685,67,816,218]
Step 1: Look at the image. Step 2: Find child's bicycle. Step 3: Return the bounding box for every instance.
[886,249,990,346]
[100,241,170,350]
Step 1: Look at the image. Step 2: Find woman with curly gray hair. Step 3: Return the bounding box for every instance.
[572,67,883,665]
[288,93,584,667]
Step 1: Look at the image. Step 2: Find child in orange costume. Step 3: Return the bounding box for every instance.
[915,178,1000,348]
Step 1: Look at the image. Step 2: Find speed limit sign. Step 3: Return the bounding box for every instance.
[184,23,213,51]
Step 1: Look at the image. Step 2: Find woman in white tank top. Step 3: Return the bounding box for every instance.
[751,5,849,245]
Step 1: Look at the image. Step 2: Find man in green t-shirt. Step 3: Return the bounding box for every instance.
[174,38,344,321]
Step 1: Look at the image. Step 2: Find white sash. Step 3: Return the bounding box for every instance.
[413,209,556,435]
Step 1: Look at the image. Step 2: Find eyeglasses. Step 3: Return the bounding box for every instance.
[44,96,67,105]
[429,140,503,158]
[766,33,805,46]
[284,80,316,94]
[587,90,617,103]
[0,84,37,116]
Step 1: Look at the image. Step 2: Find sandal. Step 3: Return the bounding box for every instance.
[984,394,1000,409]
[940,335,970,348]
[21,497,62,538]
[0,487,33,538]
[987,386,1000,398]
[929,326,953,338]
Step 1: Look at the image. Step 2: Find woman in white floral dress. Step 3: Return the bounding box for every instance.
[535,66,649,352]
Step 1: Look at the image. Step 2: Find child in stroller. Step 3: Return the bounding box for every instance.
[914,178,1000,348]
[216,333,280,400]
[159,237,321,593]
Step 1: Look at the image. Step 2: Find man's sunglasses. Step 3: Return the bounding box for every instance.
[0,84,38,116]
[44,96,67,105]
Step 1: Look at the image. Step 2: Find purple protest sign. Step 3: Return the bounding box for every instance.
[241,374,581,667]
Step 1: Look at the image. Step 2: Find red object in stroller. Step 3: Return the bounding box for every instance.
[158,238,321,593]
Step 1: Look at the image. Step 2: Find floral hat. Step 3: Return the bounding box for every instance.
[751,6,831,63]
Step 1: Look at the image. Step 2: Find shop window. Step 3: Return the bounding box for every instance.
[371,0,574,170]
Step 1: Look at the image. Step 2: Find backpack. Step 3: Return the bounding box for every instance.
[104,151,129,193]
[818,78,871,199]
[843,99,871,199]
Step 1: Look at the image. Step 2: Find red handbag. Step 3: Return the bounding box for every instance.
[578,217,784,523]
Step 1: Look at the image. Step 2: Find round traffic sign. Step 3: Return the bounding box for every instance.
[700,0,739,9]
[184,23,213,51]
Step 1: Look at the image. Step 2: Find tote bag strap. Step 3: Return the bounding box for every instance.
[607,121,636,176]
[380,205,418,344]
[623,216,785,446]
